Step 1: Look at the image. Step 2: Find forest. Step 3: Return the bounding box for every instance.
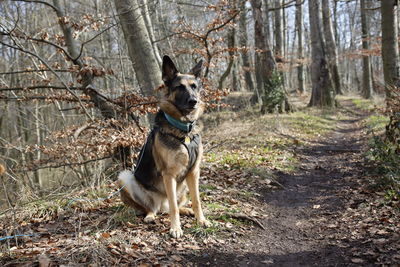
[0,0,399,266]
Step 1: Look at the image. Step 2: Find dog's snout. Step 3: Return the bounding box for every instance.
[188,98,198,107]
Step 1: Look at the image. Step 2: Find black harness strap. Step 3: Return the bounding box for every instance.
[134,130,158,191]
[134,129,200,190]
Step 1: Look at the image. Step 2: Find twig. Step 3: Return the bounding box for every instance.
[74,24,117,61]
[73,123,95,139]
[23,156,111,172]
[217,212,265,230]
[11,0,59,12]
[0,85,80,91]
[0,69,70,75]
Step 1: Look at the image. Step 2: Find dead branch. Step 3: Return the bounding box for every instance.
[0,39,93,119]
[10,0,59,12]
[0,85,81,92]
[0,69,70,75]
[24,156,111,172]
[217,212,266,230]
[73,123,96,139]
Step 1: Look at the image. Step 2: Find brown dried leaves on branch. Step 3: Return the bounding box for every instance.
[24,119,147,170]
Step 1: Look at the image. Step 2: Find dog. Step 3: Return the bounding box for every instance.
[118,55,210,238]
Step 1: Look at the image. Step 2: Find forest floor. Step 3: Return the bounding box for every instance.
[1,96,399,266]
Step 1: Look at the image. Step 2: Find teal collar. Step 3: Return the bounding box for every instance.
[164,112,195,132]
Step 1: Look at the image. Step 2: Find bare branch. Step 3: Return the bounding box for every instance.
[0,39,93,119]
[0,69,71,75]
[73,23,117,61]
[11,0,59,12]
[0,85,80,91]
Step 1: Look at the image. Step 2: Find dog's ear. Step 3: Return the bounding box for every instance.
[162,55,178,84]
[190,59,203,78]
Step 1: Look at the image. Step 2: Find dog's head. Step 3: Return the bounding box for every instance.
[159,55,204,121]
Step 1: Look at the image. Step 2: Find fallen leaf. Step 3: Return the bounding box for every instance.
[351,258,364,263]
[38,254,51,267]
[171,255,182,262]
[101,232,111,239]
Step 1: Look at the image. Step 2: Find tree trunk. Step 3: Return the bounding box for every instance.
[250,0,276,90]
[239,2,255,92]
[263,0,271,43]
[308,0,334,107]
[321,0,342,95]
[140,0,162,67]
[360,0,373,99]
[218,27,235,90]
[333,0,340,51]
[251,0,276,104]
[251,0,291,113]
[381,0,400,98]
[274,0,284,60]
[295,0,305,93]
[114,0,162,96]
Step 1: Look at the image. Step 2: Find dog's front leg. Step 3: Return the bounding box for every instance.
[187,170,211,227]
[163,175,182,238]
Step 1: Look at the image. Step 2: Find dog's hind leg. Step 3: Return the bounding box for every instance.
[144,211,156,223]
[186,169,210,227]
[177,190,194,216]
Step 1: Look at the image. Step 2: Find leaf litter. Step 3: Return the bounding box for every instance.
[1,99,398,266]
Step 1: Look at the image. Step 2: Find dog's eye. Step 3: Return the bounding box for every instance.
[191,84,197,89]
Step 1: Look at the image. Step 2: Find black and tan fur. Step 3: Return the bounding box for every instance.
[118,56,210,238]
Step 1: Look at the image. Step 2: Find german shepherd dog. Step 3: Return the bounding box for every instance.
[118,56,210,238]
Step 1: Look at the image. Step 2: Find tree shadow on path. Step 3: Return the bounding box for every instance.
[185,101,373,266]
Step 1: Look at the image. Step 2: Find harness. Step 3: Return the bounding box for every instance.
[134,115,200,190]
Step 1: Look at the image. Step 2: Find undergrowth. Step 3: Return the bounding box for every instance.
[363,106,399,201]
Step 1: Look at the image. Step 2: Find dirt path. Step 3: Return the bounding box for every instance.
[189,101,369,266]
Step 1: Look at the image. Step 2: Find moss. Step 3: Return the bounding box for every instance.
[365,115,389,133]
[287,111,336,136]
[188,221,219,237]
[111,205,137,224]
[352,99,374,111]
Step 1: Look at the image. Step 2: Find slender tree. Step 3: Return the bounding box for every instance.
[295,0,305,93]
[308,0,334,107]
[251,0,291,112]
[250,0,277,112]
[381,0,400,98]
[239,2,255,92]
[218,27,236,90]
[360,0,373,99]
[141,0,162,67]
[114,0,162,97]
[274,0,284,60]
[321,0,342,95]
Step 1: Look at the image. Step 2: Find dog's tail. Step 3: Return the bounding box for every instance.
[118,170,135,196]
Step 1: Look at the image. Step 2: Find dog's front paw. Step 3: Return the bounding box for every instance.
[169,226,183,238]
[198,218,211,227]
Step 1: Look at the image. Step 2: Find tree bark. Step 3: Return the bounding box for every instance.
[239,2,255,92]
[251,0,291,113]
[295,0,305,94]
[381,0,400,98]
[308,0,334,107]
[360,0,373,99]
[250,0,276,106]
[321,0,342,95]
[251,0,273,103]
[218,27,235,90]
[274,0,284,60]
[114,0,162,96]
[140,0,162,67]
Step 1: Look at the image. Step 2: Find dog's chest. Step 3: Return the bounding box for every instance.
[134,130,200,191]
